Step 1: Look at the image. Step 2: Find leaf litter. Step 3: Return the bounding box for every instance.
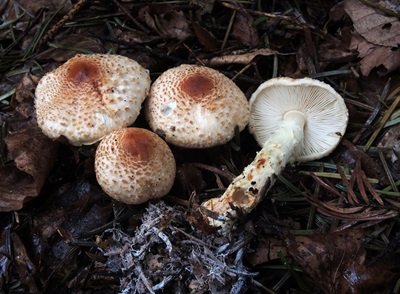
[1,0,400,293]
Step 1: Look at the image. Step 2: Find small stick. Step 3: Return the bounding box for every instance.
[39,0,88,48]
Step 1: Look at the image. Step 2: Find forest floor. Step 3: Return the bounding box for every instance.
[1,0,400,293]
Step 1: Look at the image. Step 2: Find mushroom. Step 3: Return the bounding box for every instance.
[201,77,348,231]
[35,54,151,146]
[145,64,249,148]
[95,127,176,204]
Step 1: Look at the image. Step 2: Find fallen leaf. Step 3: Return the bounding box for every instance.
[0,75,58,212]
[138,7,191,40]
[344,0,400,47]
[202,48,278,66]
[232,12,260,48]
[350,33,400,76]
[0,126,58,211]
[192,23,219,51]
[286,229,399,293]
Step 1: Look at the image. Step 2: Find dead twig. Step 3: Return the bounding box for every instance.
[38,0,89,49]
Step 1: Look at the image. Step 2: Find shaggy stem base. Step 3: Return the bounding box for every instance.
[202,111,306,232]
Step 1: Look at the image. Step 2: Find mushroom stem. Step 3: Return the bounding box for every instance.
[202,110,306,231]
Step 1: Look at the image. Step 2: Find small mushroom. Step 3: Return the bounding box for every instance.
[145,64,249,148]
[202,77,348,231]
[95,128,176,204]
[35,54,151,146]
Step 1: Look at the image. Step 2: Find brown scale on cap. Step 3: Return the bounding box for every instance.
[145,64,250,148]
[120,128,156,162]
[35,54,151,146]
[67,59,100,85]
[179,74,215,102]
[95,128,176,205]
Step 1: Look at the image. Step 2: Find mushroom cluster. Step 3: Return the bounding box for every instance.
[35,55,250,206]
[35,54,348,223]
[202,77,348,232]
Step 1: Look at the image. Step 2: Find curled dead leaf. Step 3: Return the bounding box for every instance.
[202,48,279,66]
[344,0,400,47]
[138,7,191,40]
[0,74,58,212]
[192,23,219,51]
[232,12,260,48]
[350,33,400,76]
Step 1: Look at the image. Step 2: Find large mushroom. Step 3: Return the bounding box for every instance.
[35,54,151,146]
[95,128,176,204]
[202,77,349,231]
[145,64,249,148]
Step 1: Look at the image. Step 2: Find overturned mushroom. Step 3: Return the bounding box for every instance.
[145,64,249,148]
[35,54,151,146]
[202,77,348,232]
[95,128,176,204]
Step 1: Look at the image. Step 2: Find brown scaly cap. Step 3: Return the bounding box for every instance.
[145,64,250,148]
[95,128,176,204]
[35,54,151,146]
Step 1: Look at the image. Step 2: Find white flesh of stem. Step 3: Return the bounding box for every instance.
[202,110,306,232]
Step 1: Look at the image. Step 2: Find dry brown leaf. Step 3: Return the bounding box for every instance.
[138,7,191,40]
[232,12,260,48]
[203,48,278,66]
[344,0,400,47]
[0,75,58,212]
[192,23,219,51]
[350,33,400,76]
[0,126,58,212]
[286,229,399,293]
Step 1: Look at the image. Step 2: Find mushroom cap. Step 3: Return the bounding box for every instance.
[95,128,176,204]
[145,64,249,148]
[249,77,348,161]
[35,54,151,146]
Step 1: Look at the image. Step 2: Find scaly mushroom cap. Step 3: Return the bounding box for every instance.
[249,77,348,161]
[95,128,176,204]
[35,54,151,146]
[145,64,249,148]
